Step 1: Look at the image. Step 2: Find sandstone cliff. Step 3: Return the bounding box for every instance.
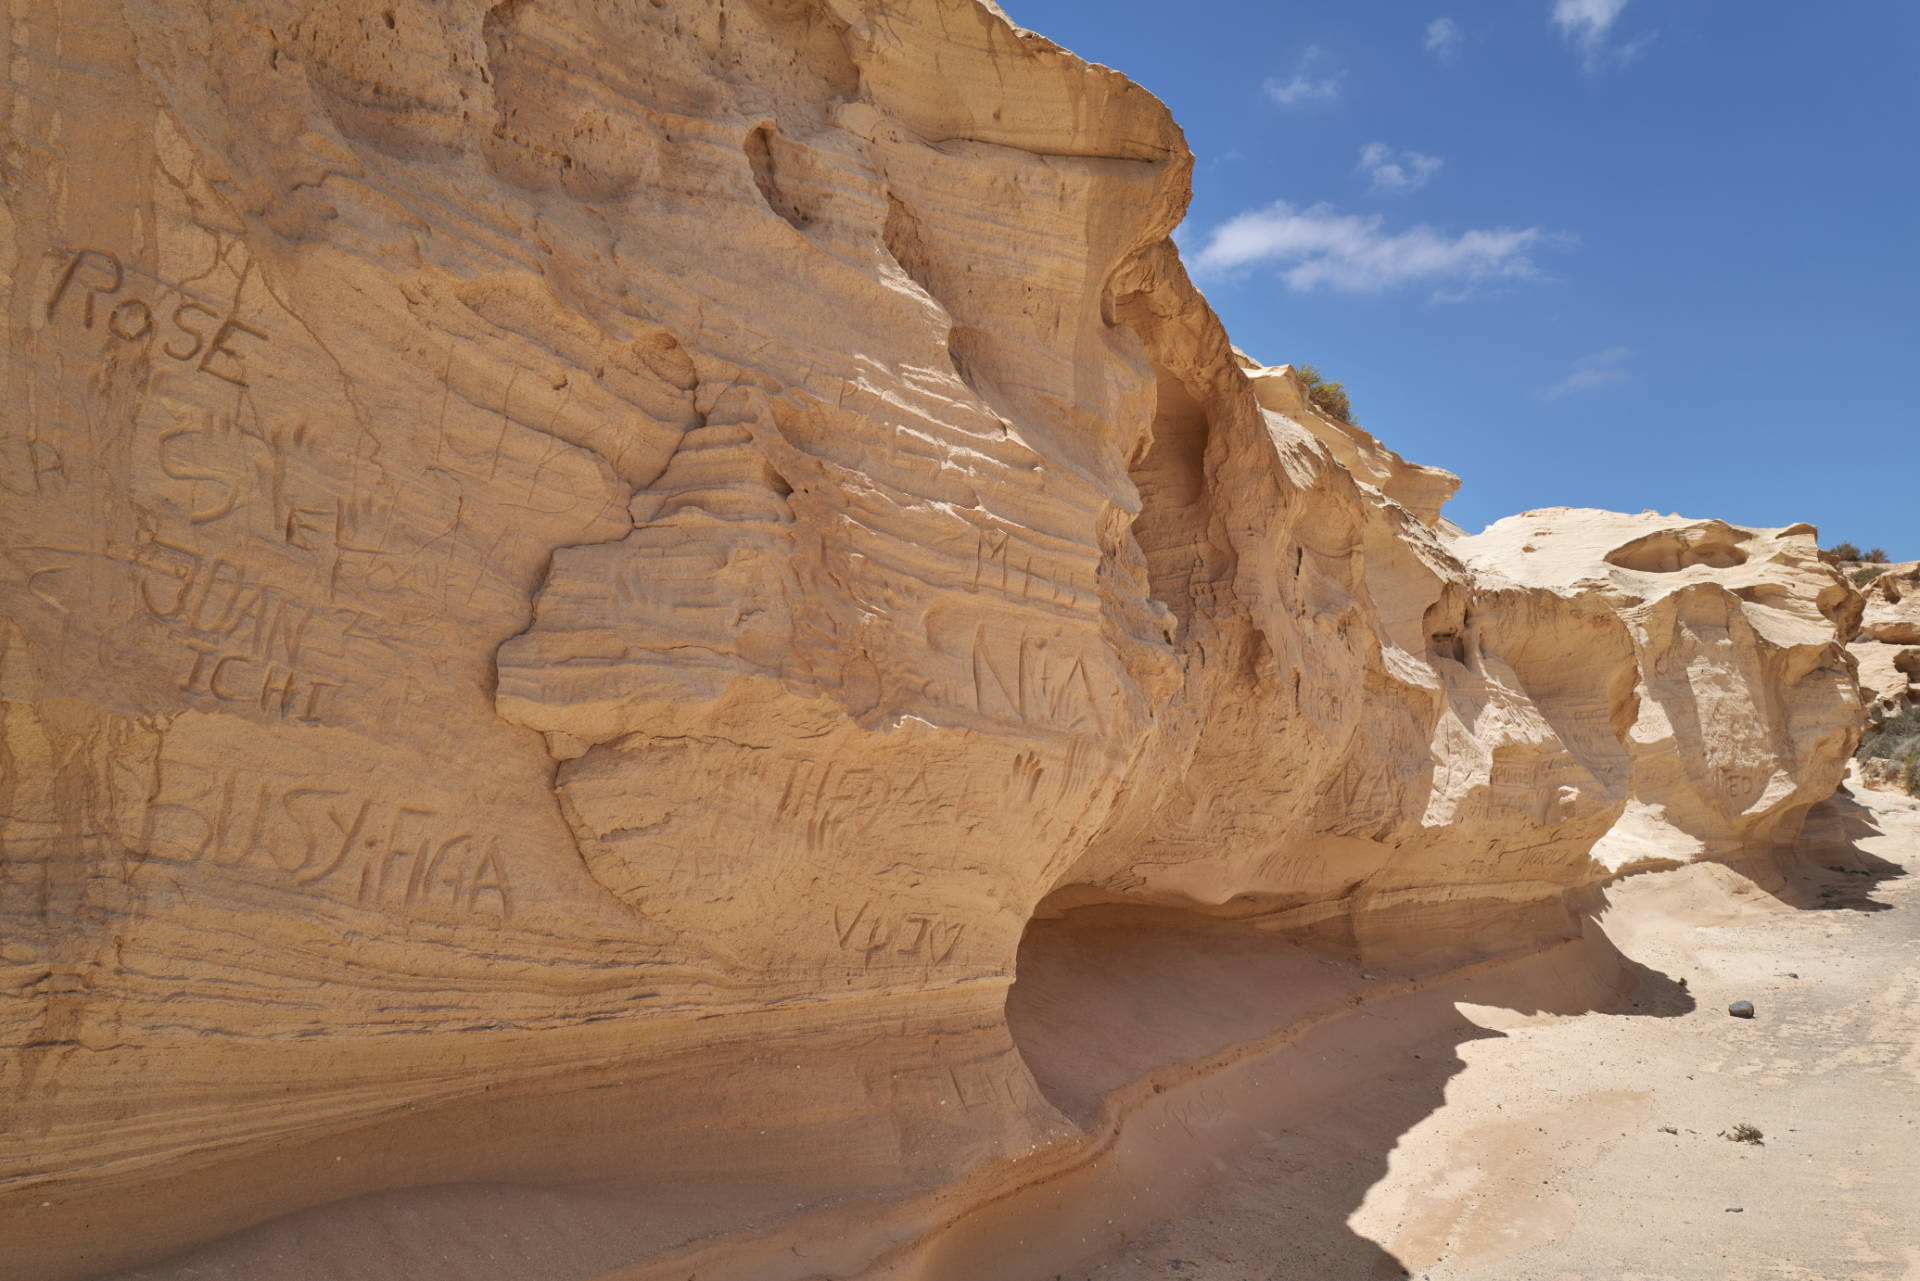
[0,2,1865,1277]
[1850,561,1920,720]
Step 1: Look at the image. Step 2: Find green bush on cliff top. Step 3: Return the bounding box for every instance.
[1294,364,1355,426]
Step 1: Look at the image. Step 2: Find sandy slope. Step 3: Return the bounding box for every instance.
[895,777,1920,1281]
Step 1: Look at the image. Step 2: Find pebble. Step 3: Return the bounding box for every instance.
[1728,999,1755,1019]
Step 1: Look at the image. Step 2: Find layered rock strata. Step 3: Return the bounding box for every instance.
[0,1,1864,1277]
[1849,561,1920,719]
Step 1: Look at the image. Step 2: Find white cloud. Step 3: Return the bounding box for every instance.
[1425,17,1462,62]
[1612,31,1656,65]
[1359,142,1444,195]
[1553,0,1626,44]
[1191,201,1564,299]
[1545,346,1631,398]
[1552,0,1652,71]
[1263,46,1343,107]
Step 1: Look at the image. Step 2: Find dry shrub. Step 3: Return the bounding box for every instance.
[1294,363,1355,425]
[1858,707,1920,797]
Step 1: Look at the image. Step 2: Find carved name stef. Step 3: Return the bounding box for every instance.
[45,247,268,387]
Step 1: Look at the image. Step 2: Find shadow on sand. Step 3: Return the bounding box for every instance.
[1764,785,1908,913]
[964,789,1912,1281]
[964,893,1693,1281]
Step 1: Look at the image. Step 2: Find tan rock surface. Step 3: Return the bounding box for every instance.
[1851,638,1917,718]
[1240,357,1461,527]
[1846,562,1919,718]
[0,3,1870,1279]
[1455,510,1863,871]
[1859,561,1920,644]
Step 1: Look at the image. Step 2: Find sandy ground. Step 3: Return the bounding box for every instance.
[970,778,1920,1281]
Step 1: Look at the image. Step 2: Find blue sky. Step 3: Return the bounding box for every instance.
[1008,0,1918,558]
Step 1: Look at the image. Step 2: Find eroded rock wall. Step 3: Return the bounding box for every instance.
[0,1,1864,1275]
[1850,561,1919,721]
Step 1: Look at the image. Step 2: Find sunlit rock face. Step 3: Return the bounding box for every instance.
[0,1,1864,1276]
[1848,560,1918,723]
[1455,512,1863,872]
